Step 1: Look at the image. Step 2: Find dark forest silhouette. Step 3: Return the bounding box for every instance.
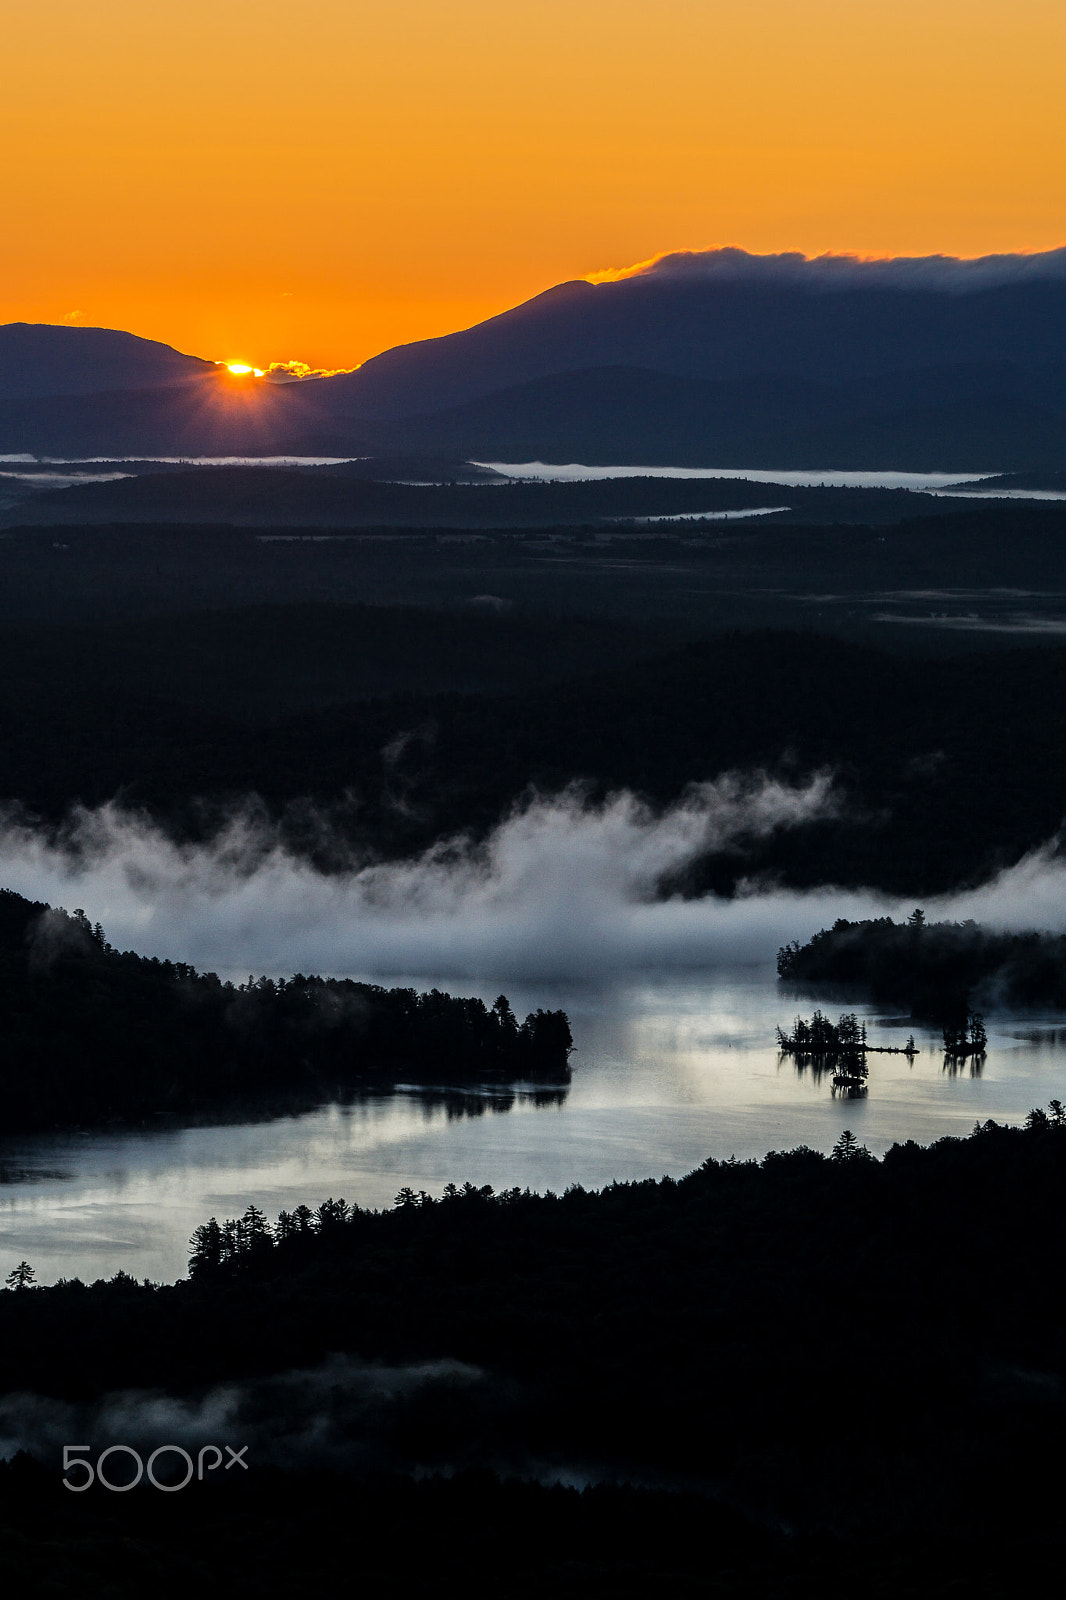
[12,624,1066,899]
[2,1112,1066,1595]
[0,889,571,1132]
[779,911,1066,1022]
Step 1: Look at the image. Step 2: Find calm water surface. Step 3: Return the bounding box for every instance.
[3,967,1065,1285]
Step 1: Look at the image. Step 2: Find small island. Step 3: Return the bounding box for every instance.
[776,913,1007,1077]
[941,1012,987,1061]
[775,1008,917,1089]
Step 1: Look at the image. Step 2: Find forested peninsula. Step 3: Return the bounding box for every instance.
[779,912,1066,1019]
[0,889,571,1132]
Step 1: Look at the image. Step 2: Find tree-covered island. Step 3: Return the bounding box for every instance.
[775,1008,920,1089]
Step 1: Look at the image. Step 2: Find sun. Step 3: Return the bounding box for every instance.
[224,362,264,377]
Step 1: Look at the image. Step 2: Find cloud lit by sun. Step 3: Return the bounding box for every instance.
[264,359,358,381]
[214,359,356,383]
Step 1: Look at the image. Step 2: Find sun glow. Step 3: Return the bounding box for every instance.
[225,362,264,377]
[6,2,1066,367]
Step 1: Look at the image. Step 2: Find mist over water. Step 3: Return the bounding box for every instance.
[7,778,1066,1284]
[2,780,1066,983]
[923,487,1066,502]
[0,470,133,487]
[480,463,996,491]
[631,506,790,523]
[35,455,358,468]
[0,777,839,979]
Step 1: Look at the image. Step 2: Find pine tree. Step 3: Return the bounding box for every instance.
[188,1218,223,1278]
[831,1129,872,1162]
[4,1261,37,1291]
[491,995,518,1033]
[315,1197,350,1229]
[241,1203,271,1242]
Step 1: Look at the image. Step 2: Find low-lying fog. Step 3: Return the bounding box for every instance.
[6,778,1066,1284]
[479,463,994,490]
[1,778,1065,982]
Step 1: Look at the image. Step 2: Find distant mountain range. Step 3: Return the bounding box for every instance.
[313,249,1066,419]
[3,248,1066,467]
[376,363,1066,471]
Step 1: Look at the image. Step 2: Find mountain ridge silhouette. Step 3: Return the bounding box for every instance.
[4,250,1066,465]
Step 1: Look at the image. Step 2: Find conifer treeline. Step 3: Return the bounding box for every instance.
[778,912,1066,1019]
[5,1109,1066,1579]
[0,889,572,1132]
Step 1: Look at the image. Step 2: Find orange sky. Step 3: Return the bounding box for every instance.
[4,1,1065,371]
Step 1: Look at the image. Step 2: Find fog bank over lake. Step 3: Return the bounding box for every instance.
[2,788,1066,985]
[481,463,994,490]
[4,776,1066,1283]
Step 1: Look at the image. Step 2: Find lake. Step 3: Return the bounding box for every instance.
[3,967,1064,1286]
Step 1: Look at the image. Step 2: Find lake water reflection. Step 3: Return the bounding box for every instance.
[4,966,1066,1284]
